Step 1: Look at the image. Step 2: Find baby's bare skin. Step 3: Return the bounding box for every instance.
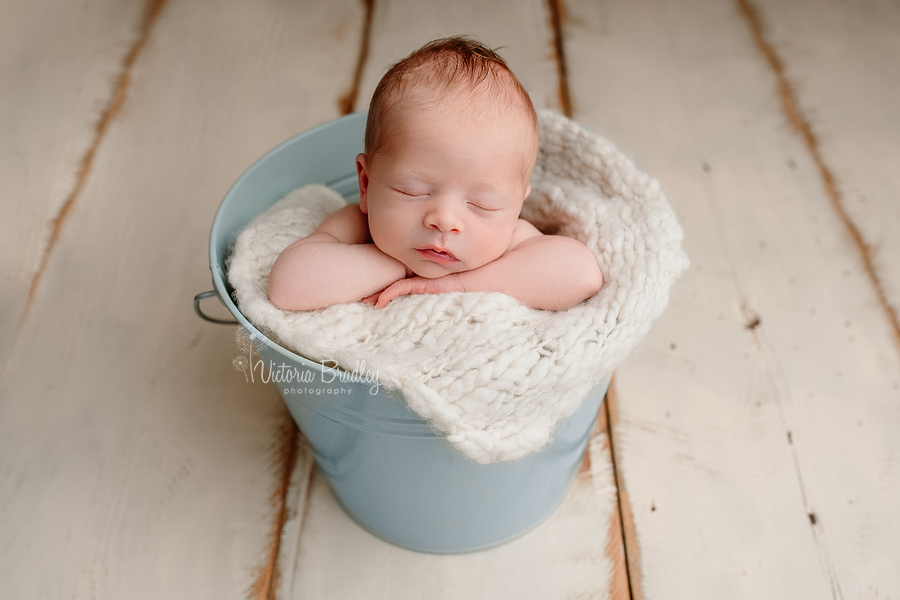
[268,101,602,311]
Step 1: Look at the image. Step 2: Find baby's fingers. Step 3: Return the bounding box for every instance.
[374,281,411,308]
[374,289,400,308]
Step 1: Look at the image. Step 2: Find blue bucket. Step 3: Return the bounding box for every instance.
[200,112,609,553]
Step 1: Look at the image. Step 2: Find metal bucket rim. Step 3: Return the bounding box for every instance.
[207,112,367,376]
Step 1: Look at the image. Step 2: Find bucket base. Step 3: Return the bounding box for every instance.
[266,350,609,554]
[328,457,586,554]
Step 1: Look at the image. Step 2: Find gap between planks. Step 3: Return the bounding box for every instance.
[261,2,899,597]
[722,2,861,596]
[249,2,375,598]
[253,3,636,598]
[250,416,300,600]
[548,1,638,597]
[338,0,374,115]
[578,384,633,600]
[0,0,170,377]
[735,0,900,356]
[700,120,845,600]
[604,379,642,600]
[545,0,573,119]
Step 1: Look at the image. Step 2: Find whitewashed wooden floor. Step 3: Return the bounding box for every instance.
[1,0,898,598]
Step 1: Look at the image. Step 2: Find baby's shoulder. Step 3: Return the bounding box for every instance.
[507,218,543,250]
[316,202,371,244]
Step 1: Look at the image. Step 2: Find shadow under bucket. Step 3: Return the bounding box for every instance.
[202,112,609,553]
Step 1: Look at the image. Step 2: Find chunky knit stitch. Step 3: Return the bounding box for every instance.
[228,110,688,463]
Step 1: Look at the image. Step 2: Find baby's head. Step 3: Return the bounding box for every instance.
[356,37,539,278]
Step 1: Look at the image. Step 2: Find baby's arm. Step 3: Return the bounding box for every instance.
[268,204,407,310]
[372,220,602,311]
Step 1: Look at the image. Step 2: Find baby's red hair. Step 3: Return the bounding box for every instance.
[364,37,539,165]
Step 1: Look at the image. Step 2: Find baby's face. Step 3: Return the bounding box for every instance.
[357,103,535,278]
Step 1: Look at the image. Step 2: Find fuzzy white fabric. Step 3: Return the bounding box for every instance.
[228,110,688,464]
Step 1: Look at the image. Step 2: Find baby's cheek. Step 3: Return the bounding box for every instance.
[488,232,517,262]
[368,221,398,256]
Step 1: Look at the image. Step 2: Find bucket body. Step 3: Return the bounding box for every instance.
[208,112,608,553]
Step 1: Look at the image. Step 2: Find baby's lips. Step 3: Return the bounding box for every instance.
[416,246,459,263]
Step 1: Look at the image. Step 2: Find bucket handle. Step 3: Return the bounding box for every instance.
[193,291,239,325]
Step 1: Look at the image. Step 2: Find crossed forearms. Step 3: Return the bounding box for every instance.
[268,235,601,312]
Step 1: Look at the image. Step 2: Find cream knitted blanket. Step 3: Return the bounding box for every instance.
[228,110,688,464]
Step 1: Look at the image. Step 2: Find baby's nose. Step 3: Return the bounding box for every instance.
[424,202,461,233]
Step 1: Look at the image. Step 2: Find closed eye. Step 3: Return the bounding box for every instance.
[392,187,428,198]
[468,202,501,212]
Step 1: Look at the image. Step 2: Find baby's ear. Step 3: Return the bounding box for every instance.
[356,153,370,213]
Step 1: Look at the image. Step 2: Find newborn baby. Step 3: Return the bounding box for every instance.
[268,37,602,311]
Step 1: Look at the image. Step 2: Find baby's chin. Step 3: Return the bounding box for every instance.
[407,262,460,279]
[403,251,503,279]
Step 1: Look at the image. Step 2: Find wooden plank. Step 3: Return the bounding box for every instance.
[0,0,362,598]
[748,0,900,337]
[0,0,146,363]
[286,415,621,600]
[354,0,561,113]
[278,1,627,598]
[563,0,900,597]
[735,0,900,594]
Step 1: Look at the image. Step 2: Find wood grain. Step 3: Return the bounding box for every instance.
[5,0,896,597]
[0,0,147,365]
[747,0,900,347]
[564,0,900,597]
[354,0,561,113]
[0,0,363,598]
[277,1,626,597]
[285,427,619,600]
[605,380,643,600]
[736,0,900,352]
[597,388,635,600]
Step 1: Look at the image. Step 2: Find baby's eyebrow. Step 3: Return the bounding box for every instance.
[471,179,525,198]
[385,168,430,184]
[469,191,501,202]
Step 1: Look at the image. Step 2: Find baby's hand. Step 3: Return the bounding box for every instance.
[363,274,466,308]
